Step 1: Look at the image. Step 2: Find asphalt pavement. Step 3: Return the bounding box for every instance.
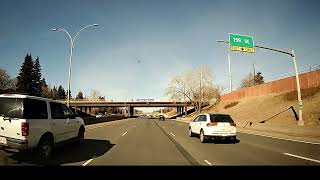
[0,118,319,166]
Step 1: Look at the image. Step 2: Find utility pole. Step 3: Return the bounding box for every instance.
[199,68,203,113]
[253,63,256,85]
[228,53,232,92]
[292,50,304,126]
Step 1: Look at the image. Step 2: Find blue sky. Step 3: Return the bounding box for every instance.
[1,0,320,102]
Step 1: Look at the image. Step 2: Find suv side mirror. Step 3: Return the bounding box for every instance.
[67,114,75,119]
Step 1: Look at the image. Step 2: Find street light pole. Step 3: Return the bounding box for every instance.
[217,40,304,126]
[53,24,98,107]
[291,50,304,126]
[228,53,232,92]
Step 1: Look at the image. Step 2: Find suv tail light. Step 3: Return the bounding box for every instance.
[21,122,29,136]
[207,122,218,126]
[230,123,236,127]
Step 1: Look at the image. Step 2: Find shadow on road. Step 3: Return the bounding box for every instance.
[7,139,114,166]
[83,116,127,125]
[210,138,241,144]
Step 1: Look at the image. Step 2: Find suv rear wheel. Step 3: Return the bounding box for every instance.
[37,135,53,159]
[77,127,85,145]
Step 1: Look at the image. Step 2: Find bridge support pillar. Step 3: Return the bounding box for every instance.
[85,107,88,114]
[128,106,134,117]
[89,107,92,114]
[185,106,188,116]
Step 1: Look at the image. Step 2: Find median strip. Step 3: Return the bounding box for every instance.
[283,153,320,163]
[154,120,200,166]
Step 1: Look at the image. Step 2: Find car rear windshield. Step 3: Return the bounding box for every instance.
[210,115,234,123]
[0,97,23,119]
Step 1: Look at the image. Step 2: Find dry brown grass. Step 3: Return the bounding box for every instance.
[280,86,320,101]
[224,101,239,109]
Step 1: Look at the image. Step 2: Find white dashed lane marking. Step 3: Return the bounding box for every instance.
[122,132,128,136]
[204,160,212,166]
[283,153,320,163]
[82,159,94,166]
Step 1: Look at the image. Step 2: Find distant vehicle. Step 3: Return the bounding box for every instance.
[159,115,165,121]
[96,113,103,118]
[0,94,85,159]
[188,113,236,143]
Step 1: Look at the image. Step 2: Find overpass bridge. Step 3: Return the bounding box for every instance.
[62,100,193,117]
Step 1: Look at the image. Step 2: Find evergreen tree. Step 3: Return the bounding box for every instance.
[32,57,42,96]
[66,89,72,99]
[76,91,84,99]
[254,72,264,85]
[41,78,50,98]
[57,85,66,99]
[17,54,34,95]
[51,86,58,100]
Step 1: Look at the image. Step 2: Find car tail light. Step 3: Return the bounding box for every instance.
[230,123,236,127]
[21,122,29,136]
[207,122,218,126]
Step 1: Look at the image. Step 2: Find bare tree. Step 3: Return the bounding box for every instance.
[0,68,11,91]
[89,89,104,100]
[240,72,264,89]
[166,66,221,113]
[240,73,254,88]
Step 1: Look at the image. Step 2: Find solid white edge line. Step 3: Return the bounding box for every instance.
[283,153,320,163]
[238,131,320,145]
[122,132,128,136]
[170,133,175,137]
[204,160,212,166]
[82,159,94,166]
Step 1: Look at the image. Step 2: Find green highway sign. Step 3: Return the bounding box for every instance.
[229,33,255,53]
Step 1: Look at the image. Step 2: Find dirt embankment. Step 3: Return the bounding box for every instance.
[181,87,320,127]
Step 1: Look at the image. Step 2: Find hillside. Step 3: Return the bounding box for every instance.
[181,87,320,127]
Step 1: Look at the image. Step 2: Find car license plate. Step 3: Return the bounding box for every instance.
[0,137,7,145]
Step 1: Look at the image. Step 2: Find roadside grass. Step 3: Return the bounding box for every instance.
[280,86,320,101]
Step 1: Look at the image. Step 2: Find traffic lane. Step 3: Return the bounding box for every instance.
[0,118,139,166]
[90,118,191,165]
[66,117,141,166]
[158,120,319,165]
[170,120,320,162]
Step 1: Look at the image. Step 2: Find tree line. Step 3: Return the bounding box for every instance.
[0,53,87,100]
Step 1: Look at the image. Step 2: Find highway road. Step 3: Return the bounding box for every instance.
[0,118,319,166]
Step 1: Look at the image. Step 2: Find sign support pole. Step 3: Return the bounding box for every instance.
[217,40,304,126]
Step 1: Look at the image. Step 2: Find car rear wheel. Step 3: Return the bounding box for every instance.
[200,130,207,143]
[230,136,236,143]
[189,127,194,137]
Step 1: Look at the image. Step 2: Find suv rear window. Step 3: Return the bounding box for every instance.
[23,99,48,119]
[210,115,234,123]
[0,97,23,119]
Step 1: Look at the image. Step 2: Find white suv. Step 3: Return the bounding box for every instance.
[189,113,236,143]
[0,94,85,159]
